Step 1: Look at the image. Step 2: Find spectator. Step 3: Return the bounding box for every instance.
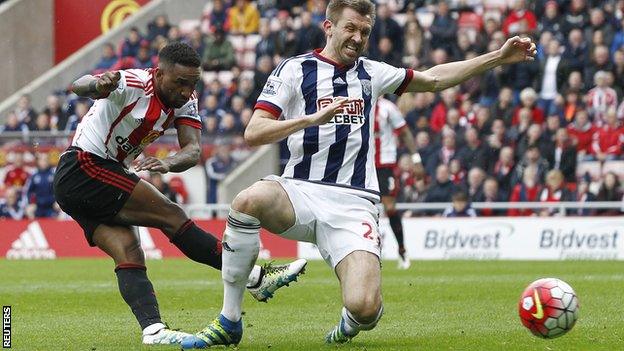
[227,0,260,35]
[202,28,236,71]
[32,112,52,132]
[567,109,596,160]
[517,124,553,162]
[374,37,402,68]
[538,1,562,34]
[536,39,569,114]
[504,60,540,103]
[1,112,29,133]
[252,55,274,101]
[612,17,624,55]
[274,11,297,57]
[484,119,514,166]
[476,177,507,216]
[442,190,477,217]
[572,175,596,216]
[561,0,589,35]
[514,145,550,186]
[465,167,486,202]
[218,113,241,135]
[562,90,581,123]
[148,173,180,203]
[23,153,58,218]
[457,127,486,170]
[509,107,533,142]
[585,45,614,87]
[120,27,145,58]
[595,171,623,215]
[584,8,614,51]
[550,128,577,182]
[426,130,458,176]
[205,144,234,204]
[489,87,515,127]
[613,49,624,99]
[167,25,182,42]
[65,101,90,132]
[425,164,456,208]
[508,165,542,216]
[203,115,219,136]
[0,187,25,220]
[93,43,118,74]
[428,1,457,55]
[538,169,573,216]
[3,152,30,190]
[562,29,588,73]
[133,45,157,69]
[147,15,171,41]
[14,94,37,128]
[512,88,545,125]
[449,159,466,185]
[491,146,516,199]
[402,19,425,68]
[591,108,623,161]
[586,70,618,125]
[256,20,276,60]
[502,0,538,36]
[185,27,206,56]
[295,11,324,54]
[207,0,228,33]
[44,94,68,131]
[430,87,459,133]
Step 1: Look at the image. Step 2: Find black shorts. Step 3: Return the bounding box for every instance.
[376,167,397,197]
[53,146,140,246]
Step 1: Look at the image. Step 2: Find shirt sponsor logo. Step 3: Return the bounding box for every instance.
[317,97,366,125]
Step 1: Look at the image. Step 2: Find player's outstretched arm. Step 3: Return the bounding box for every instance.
[245,97,353,146]
[71,71,121,99]
[406,36,536,93]
[134,125,201,173]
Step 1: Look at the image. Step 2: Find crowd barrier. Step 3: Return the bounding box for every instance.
[1,217,622,260]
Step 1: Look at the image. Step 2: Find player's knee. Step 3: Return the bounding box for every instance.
[231,183,268,218]
[159,201,189,233]
[345,292,382,324]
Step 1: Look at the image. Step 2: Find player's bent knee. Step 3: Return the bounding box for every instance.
[230,182,271,218]
[345,294,382,324]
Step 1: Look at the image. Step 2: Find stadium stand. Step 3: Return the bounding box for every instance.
[1,0,624,219]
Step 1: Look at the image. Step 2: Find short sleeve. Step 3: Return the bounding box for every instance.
[369,60,413,97]
[174,93,202,130]
[254,61,295,119]
[387,101,407,131]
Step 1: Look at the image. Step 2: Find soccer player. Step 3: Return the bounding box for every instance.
[373,96,421,269]
[181,0,536,347]
[52,42,306,346]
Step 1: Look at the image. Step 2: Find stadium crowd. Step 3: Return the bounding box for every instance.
[2,0,624,218]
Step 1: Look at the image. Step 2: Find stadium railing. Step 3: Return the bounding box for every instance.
[184,201,624,219]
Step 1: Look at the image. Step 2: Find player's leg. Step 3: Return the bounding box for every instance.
[181,180,300,349]
[92,223,192,345]
[382,194,410,269]
[326,251,384,343]
[113,179,224,269]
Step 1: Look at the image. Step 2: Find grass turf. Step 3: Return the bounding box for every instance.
[1,259,623,350]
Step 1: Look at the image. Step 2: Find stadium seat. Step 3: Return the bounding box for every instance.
[178,19,201,35]
[576,161,602,180]
[602,161,624,177]
[228,35,246,53]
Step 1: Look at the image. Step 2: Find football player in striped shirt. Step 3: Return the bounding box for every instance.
[53,42,306,346]
[181,0,536,348]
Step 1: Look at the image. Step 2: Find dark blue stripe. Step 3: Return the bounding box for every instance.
[322,67,350,183]
[292,60,318,179]
[274,53,312,77]
[351,62,372,188]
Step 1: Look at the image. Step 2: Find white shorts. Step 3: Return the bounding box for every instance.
[265,175,381,268]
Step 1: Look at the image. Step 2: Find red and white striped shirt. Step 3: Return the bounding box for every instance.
[374,97,407,168]
[72,68,201,167]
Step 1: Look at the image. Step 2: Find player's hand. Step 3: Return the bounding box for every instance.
[309,97,353,126]
[96,71,121,95]
[499,36,537,64]
[134,157,171,173]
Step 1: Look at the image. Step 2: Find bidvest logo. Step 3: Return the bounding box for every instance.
[6,222,56,259]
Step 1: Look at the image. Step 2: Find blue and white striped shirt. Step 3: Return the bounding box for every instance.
[255,49,413,202]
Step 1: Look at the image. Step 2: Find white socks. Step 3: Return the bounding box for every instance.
[341,305,384,336]
[220,209,260,322]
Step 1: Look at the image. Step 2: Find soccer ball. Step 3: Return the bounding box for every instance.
[518,278,579,338]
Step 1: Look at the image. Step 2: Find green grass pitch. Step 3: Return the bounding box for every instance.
[1,259,623,350]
